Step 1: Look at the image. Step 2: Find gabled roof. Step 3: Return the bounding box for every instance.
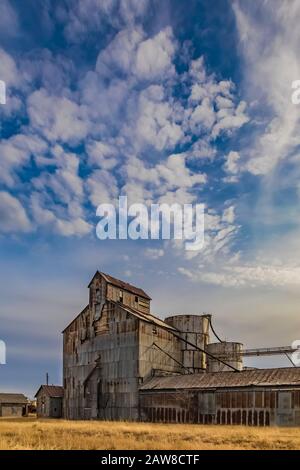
[140,367,300,391]
[0,393,28,404]
[88,271,151,300]
[35,385,64,398]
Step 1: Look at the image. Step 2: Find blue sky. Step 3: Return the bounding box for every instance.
[1,0,300,397]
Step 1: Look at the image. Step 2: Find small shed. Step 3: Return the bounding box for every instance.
[0,393,28,417]
[35,385,64,418]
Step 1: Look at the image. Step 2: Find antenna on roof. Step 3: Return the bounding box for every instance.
[46,372,49,386]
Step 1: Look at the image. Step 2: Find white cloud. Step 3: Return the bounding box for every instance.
[222,206,235,224]
[54,217,91,237]
[86,141,119,170]
[27,89,89,144]
[224,151,240,174]
[186,139,217,160]
[87,169,119,207]
[0,20,248,241]
[0,1,19,39]
[233,0,300,175]
[0,192,31,233]
[186,57,248,140]
[61,0,150,42]
[80,73,129,130]
[28,145,92,237]
[188,56,207,86]
[211,100,249,138]
[134,85,183,150]
[158,154,206,189]
[96,27,143,78]
[0,48,19,87]
[216,95,234,110]
[179,263,300,290]
[124,152,206,206]
[0,48,24,117]
[189,97,216,132]
[30,192,91,237]
[33,147,84,206]
[145,248,164,259]
[135,27,176,80]
[21,49,73,94]
[0,134,47,187]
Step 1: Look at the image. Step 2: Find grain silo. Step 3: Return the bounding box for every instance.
[164,314,210,372]
[206,342,243,372]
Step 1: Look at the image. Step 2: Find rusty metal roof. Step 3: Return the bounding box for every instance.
[35,385,64,398]
[89,271,151,300]
[140,367,300,391]
[0,393,28,404]
[121,304,177,331]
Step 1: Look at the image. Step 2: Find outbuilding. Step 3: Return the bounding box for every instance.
[0,393,28,417]
[35,385,63,418]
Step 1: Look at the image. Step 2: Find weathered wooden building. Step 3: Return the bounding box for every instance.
[63,271,190,420]
[0,393,28,417]
[62,271,300,426]
[35,385,63,418]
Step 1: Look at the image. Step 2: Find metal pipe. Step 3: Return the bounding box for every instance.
[242,346,297,357]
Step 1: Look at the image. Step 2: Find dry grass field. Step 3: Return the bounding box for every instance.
[0,417,300,450]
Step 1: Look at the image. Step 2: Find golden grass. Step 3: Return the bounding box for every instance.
[0,418,300,450]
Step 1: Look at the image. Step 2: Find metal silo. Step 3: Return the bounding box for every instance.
[206,342,243,372]
[164,314,211,372]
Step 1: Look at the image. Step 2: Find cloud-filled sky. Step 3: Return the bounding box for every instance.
[0,0,300,397]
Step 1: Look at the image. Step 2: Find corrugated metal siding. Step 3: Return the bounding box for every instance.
[138,321,182,380]
[140,368,300,390]
[140,389,300,426]
[63,300,141,420]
